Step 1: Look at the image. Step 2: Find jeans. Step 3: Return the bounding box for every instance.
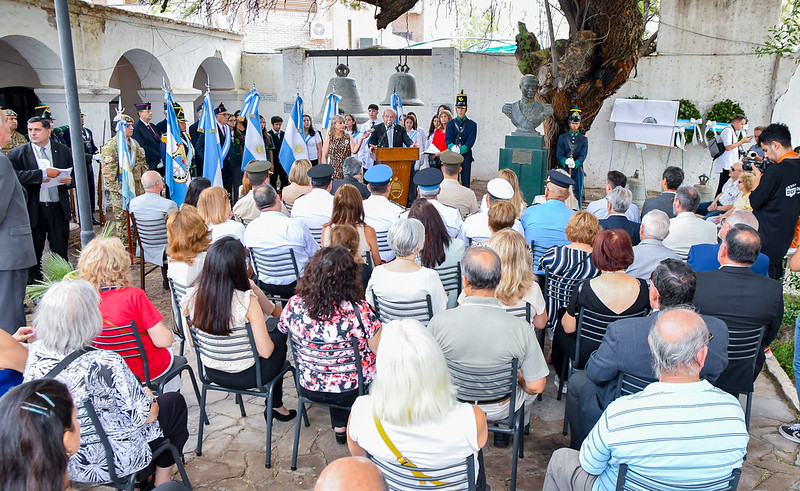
[794,315,800,405]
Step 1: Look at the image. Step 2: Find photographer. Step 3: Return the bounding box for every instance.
[750,123,800,279]
[714,114,753,196]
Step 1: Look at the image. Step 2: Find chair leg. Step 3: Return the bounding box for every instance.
[510,427,519,491]
[197,386,208,456]
[265,384,276,468]
[557,357,568,401]
[291,400,305,470]
[745,392,753,430]
[517,410,525,459]
[140,257,145,290]
[185,367,209,425]
[235,393,246,417]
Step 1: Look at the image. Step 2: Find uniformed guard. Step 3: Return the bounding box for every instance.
[2,109,28,153]
[444,90,478,188]
[556,106,588,207]
[462,178,525,244]
[233,159,273,225]
[291,163,335,231]
[363,164,404,262]
[438,150,478,218]
[401,167,465,242]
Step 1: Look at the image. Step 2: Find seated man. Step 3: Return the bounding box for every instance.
[291,164,335,231]
[437,150,478,218]
[129,171,178,286]
[331,156,370,200]
[399,167,464,242]
[521,170,576,274]
[598,186,640,245]
[244,184,320,299]
[545,307,748,490]
[641,166,683,219]
[428,247,548,446]
[566,259,729,448]
[586,170,640,222]
[688,209,770,276]
[625,210,680,281]
[362,164,403,262]
[697,162,742,218]
[462,177,524,244]
[661,185,717,259]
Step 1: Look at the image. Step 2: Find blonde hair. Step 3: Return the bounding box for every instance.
[241,171,252,196]
[370,319,456,425]
[328,115,345,136]
[166,206,211,264]
[739,172,756,193]
[329,223,360,258]
[498,169,526,216]
[78,236,131,289]
[487,229,535,305]
[438,109,453,122]
[288,159,312,186]
[197,186,230,225]
[565,210,602,246]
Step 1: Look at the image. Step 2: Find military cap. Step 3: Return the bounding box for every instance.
[440,150,464,166]
[487,178,514,200]
[113,113,134,123]
[244,160,272,181]
[308,164,334,185]
[175,106,186,122]
[546,169,575,189]
[35,105,53,120]
[135,102,151,111]
[455,90,468,107]
[4,108,17,118]
[364,164,393,184]
[568,106,581,123]
[413,167,444,191]
[196,105,203,113]
[214,103,228,115]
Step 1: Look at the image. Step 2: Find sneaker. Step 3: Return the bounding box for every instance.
[553,375,568,394]
[779,424,800,443]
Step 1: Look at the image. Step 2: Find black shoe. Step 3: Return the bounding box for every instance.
[268,408,297,422]
[335,431,347,445]
[493,433,510,448]
[92,217,100,225]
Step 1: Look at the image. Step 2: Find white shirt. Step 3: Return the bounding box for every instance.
[32,142,56,203]
[363,194,404,262]
[400,199,465,243]
[718,177,740,207]
[358,119,378,169]
[661,211,718,259]
[714,125,740,173]
[365,265,448,317]
[462,211,525,244]
[290,187,334,230]
[304,132,322,160]
[209,220,246,245]
[585,197,641,223]
[244,211,320,284]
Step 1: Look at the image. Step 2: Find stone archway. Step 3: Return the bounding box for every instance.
[0,35,63,122]
[108,48,171,121]
[193,56,236,114]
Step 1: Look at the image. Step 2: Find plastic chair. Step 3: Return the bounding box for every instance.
[187,322,295,468]
[168,278,188,356]
[504,302,540,404]
[249,247,300,303]
[130,213,169,291]
[529,240,549,274]
[447,359,524,491]
[371,292,434,326]
[614,372,656,399]
[369,453,476,491]
[375,229,392,258]
[308,226,323,246]
[722,324,766,429]
[615,463,741,491]
[434,262,462,300]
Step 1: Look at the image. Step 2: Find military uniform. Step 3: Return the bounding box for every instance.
[2,131,27,154]
[400,167,465,242]
[555,107,588,205]
[290,165,335,231]
[100,136,148,241]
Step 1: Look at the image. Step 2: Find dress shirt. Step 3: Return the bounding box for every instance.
[32,142,58,203]
[585,197,640,222]
[244,211,320,284]
[661,211,718,259]
[363,194,404,262]
[520,199,574,273]
[717,177,740,207]
[290,187,334,230]
[438,179,479,218]
[400,199,464,242]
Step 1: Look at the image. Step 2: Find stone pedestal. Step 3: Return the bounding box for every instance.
[498,134,548,200]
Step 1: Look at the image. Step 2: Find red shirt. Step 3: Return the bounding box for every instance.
[94,287,170,382]
[432,129,447,151]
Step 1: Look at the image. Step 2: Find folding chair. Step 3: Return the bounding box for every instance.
[289,336,364,470]
[722,324,766,429]
[130,213,169,292]
[448,359,524,491]
[371,292,434,326]
[249,247,300,303]
[615,463,741,491]
[168,278,188,356]
[369,453,476,491]
[188,322,296,468]
[614,372,656,399]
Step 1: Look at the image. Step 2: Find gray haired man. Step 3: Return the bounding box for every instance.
[598,186,640,244]
[625,209,681,281]
[331,156,371,199]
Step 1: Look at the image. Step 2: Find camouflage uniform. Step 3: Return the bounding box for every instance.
[2,131,27,154]
[100,136,148,242]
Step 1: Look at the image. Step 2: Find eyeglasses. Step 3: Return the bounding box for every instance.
[705,332,714,345]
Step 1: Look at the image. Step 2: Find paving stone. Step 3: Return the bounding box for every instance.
[756,472,800,490]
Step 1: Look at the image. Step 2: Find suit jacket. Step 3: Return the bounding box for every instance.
[61,126,98,164]
[598,214,641,245]
[269,129,285,166]
[661,212,718,259]
[331,176,370,200]
[626,239,681,281]
[368,123,413,148]
[0,153,37,271]
[132,120,162,170]
[693,265,783,394]
[7,142,74,227]
[155,119,168,135]
[641,191,676,219]
[188,122,202,176]
[687,243,770,277]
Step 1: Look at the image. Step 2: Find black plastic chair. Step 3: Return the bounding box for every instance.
[130,213,169,292]
[368,453,476,491]
[168,278,188,356]
[249,247,300,303]
[615,463,741,491]
[435,262,462,300]
[82,399,192,490]
[289,336,364,470]
[188,322,296,468]
[614,372,656,399]
[447,359,524,491]
[371,292,435,326]
[529,240,549,274]
[375,229,392,259]
[308,226,323,246]
[504,302,540,404]
[722,324,766,429]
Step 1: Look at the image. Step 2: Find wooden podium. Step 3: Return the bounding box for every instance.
[374,147,420,206]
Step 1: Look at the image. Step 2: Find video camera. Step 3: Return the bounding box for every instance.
[742,152,772,173]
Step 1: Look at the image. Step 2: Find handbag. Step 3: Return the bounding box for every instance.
[708,133,726,159]
[373,415,449,486]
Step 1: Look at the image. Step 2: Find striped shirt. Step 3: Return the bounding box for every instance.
[539,245,600,329]
[580,380,748,490]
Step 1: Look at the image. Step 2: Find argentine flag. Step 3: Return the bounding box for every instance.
[116,116,136,210]
[163,90,190,206]
[241,89,267,171]
[199,93,223,187]
[278,95,308,175]
[390,92,404,124]
[322,91,341,130]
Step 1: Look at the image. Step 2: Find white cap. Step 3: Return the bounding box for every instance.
[487,178,514,200]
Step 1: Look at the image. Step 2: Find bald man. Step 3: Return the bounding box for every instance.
[314,457,388,491]
[128,170,177,282]
[368,108,414,150]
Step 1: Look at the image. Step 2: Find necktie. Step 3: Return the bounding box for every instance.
[39,147,59,202]
[147,124,157,140]
[387,126,394,147]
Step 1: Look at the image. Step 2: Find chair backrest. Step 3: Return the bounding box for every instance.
[130,213,168,264]
[434,262,462,300]
[447,359,519,429]
[544,270,586,329]
[615,463,741,491]
[249,247,300,287]
[82,399,133,486]
[308,226,323,246]
[614,372,656,399]
[284,200,294,216]
[375,229,391,257]
[289,335,364,395]
[372,292,434,326]
[724,324,766,393]
[168,278,188,338]
[504,302,532,323]
[575,303,649,368]
[362,251,374,269]
[530,240,549,272]
[369,454,476,491]
[188,322,269,388]
[93,321,153,385]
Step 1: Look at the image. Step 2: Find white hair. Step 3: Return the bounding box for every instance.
[641,209,670,241]
[387,218,425,257]
[370,319,456,425]
[607,186,632,213]
[648,307,708,378]
[33,280,102,353]
[727,210,759,229]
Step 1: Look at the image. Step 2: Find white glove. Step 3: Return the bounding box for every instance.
[566,158,575,169]
[156,162,164,169]
[92,154,101,162]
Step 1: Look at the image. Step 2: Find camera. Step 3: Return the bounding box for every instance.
[742,158,772,173]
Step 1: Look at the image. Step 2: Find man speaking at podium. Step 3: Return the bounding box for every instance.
[368,108,416,150]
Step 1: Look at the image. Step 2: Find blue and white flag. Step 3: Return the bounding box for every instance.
[115,117,136,210]
[241,89,267,171]
[322,91,341,130]
[278,95,309,175]
[199,92,223,187]
[163,90,190,206]
[390,92,403,124]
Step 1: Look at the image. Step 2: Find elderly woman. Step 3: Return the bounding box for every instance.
[278,246,382,444]
[347,319,489,489]
[322,184,381,266]
[166,206,211,288]
[281,159,313,212]
[197,186,246,244]
[366,218,448,315]
[23,280,189,486]
[78,237,175,387]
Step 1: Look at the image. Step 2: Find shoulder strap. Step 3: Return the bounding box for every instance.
[44,346,97,379]
[373,415,448,486]
[351,301,365,329]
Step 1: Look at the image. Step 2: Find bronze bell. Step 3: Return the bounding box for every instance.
[381,62,424,106]
[316,63,369,124]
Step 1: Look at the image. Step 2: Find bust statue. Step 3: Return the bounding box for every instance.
[502,74,553,135]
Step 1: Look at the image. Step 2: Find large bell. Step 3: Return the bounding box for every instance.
[316,64,369,124]
[381,61,424,106]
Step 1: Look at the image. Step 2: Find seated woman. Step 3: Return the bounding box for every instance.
[23,280,189,487]
[329,223,372,292]
[78,236,176,388]
[366,218,448,315]
[552,230,650,380]
[197,186,246,244]
[166,206,211,288]
[347,319,489,489]
[181,237,293,422]
[278,246,382,444]
[182,177,211,208]
[407,199,464,308]
[715,172,756,223]
[321,184,381,266]
[281,159,313,212]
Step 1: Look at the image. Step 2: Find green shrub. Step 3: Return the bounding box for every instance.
[676,99,701,144]
[705,99,745,139]
[772,339,795,379]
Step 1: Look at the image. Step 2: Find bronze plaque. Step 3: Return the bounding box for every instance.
[512,149,533,165]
